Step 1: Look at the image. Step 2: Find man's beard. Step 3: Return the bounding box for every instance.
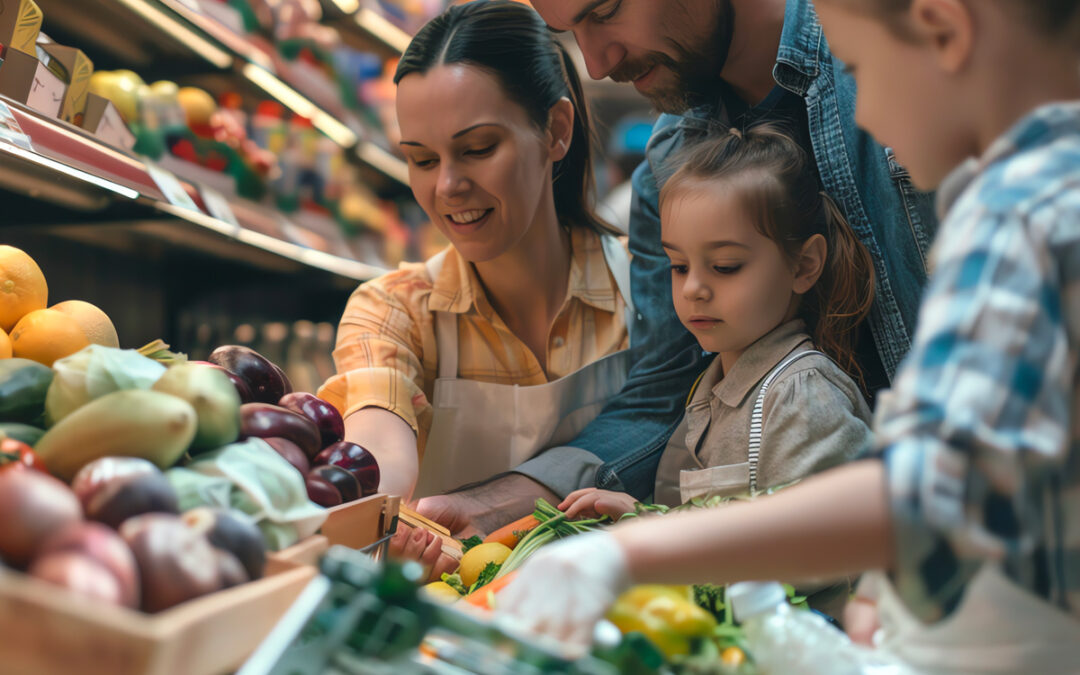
[610,1,735,114]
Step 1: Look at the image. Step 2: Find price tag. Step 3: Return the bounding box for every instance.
[199,185,241,232]
[0,100,33,151]
[27,62,64,119]
[145,160,201,213]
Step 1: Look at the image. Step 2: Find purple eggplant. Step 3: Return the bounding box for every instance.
[279,393,345,448]
[262,437,310,477]
[308,465,360,503]
[305,473,342,507]
[191,361,254,403]
[271,363,293,395]
[313,441,380,497]
[239,403,321,458]
[207,346,288,404]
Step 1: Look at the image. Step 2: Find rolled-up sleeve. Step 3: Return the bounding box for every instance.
[317,273,432,436]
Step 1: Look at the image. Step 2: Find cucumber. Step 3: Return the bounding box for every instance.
[0,358,53,424]
[0,422,46,446]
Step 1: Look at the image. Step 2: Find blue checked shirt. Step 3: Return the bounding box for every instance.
[876,102,1080,622]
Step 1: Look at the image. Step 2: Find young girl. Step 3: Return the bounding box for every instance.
[499,0,1080,670]
[563,124,875,520]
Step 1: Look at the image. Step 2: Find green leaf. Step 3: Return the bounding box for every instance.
[468,561,501,593]
[459,535,483,553]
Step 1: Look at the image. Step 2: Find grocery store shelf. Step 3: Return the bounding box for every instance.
[354,8,411,55]
[0,95,388,283]
[34,0,410,188]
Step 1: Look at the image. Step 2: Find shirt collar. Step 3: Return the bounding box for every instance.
[428,227,620,316]
[936,101,1080,219]
[690,319,814,409]
[773,0,824,94]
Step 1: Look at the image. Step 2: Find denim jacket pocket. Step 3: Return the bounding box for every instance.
[885,147,934,270]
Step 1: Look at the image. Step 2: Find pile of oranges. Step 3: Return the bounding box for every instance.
[0,245,119,365]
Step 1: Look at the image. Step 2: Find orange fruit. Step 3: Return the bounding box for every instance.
[50,300,119,348]
[0,327,11,359]
[0,245,48,332]
[10,309,90,366]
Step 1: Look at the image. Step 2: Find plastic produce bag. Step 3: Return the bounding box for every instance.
[45,345,166,426]
[167,438,327,550]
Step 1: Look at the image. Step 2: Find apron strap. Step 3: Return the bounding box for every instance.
[748,349,825,495]
[425,249,460,380]
[599,234,635,342]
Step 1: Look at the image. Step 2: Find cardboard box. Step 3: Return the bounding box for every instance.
[39,43,93,125]
[82,92,136,150]
[0,46,64,118]
[0,558,317,675]
[0,0,42,57]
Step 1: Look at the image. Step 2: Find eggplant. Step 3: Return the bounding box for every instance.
[207,346,288,404]
[240,404,321,458]
[279,392,344,448]
[308,465,360,503]
[262,437,310,477]
[314,441,380,497]
[271,363,293,396]
[305,473,342,507]
[191,361,254,403]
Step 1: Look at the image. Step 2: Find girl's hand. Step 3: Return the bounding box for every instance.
[560,488,638,521]
[389,525,457,582]
[843,595,880,646]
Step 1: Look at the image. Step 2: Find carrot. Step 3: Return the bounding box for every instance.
[463,570,519,610]
[482,515,540,549]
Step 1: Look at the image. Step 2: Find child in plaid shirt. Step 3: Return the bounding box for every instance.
[496,1,1080,669]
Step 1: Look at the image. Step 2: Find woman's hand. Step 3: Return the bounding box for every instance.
[560,488,638,521]
[388,525,459,582]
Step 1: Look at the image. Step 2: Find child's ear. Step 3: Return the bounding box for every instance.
[792,234,826,295]
[547,98,575,162]
[909,0,974,74]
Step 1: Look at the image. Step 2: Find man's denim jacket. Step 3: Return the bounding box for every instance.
[515,0,936,498]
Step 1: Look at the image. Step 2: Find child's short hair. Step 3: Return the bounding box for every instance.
[659,124,875,389]
[822,0,1080,42]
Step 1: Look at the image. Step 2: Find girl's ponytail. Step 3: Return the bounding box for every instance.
[809,193,875,388]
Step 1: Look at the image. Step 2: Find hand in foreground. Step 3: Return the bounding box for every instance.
[494,531,630,653]
[560,488,638,521]
[388,525,459,582]
[413,492,482,539]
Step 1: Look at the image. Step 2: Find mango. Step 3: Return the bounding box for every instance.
[152,363,240,453]
[35,389,197,481]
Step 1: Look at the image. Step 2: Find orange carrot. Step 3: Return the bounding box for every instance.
[463,570,519,610]
[482,515,540,549]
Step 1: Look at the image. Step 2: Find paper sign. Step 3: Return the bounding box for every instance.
[94,103,136,150]
[146,160,201,213]
[26,61,64,118]
[199,185,240,231]
[0,100,33,151]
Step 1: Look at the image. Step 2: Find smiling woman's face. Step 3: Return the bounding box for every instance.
[396,64,557,263]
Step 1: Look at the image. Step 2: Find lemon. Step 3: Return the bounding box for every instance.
[457,542,512,587]
[421,581,463,604]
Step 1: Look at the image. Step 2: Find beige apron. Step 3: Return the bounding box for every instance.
[868,564,1080,673]
[412,235,633,499]
[673,350,825,504]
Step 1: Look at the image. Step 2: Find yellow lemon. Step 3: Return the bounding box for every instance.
[50,300,119,348]
[10,309,90,366]
[421,581,462,604]
[0,245,48,332]
[457,542,512,588]
[0,327,11,358]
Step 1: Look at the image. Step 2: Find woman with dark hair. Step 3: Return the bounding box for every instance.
[318,0,632,553]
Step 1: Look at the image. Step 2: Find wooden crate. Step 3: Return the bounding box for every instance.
[0,557,316,675]
[270,493,401,565]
